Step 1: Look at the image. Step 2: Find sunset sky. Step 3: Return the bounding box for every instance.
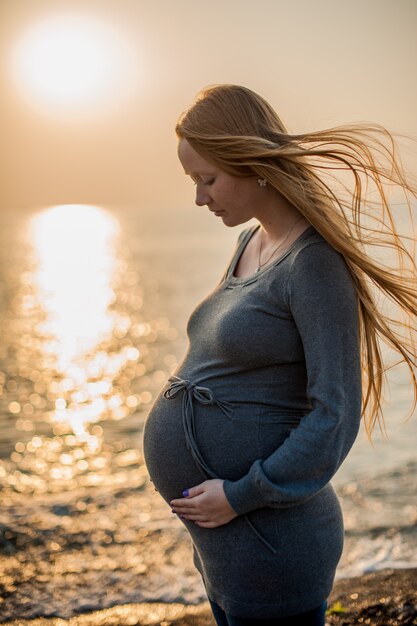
[1,0,416,213]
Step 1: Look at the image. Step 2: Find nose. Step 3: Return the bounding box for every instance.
[195,184,211,207]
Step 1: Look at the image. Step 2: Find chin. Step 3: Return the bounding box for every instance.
[221,215,251,228]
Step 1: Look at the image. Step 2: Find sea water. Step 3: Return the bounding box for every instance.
[0,205,415,621]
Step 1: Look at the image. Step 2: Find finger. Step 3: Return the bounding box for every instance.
[181,482,207,498]
[170,482,209,507]
[170,498,201,508]
[172,508,199,517]
[194,520,220,528]
[180,513,208,521]
[170,492,206,507]
[171,504,200,513]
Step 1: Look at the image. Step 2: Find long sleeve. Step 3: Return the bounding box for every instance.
[223,241,362,515]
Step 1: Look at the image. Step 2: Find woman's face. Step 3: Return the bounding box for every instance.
[177,138,262,227]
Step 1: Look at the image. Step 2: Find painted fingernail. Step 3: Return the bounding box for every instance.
[182,489,189,497]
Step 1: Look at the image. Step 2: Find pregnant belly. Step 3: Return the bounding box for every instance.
[143,384,296,505]
[143,389,203,503]
[143,383,344,563]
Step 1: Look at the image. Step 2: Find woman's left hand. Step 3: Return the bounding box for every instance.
[170,479,238,528]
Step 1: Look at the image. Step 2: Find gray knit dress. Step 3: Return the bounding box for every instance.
[143,224,361,619]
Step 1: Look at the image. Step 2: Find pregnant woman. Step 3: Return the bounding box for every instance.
[143,85,417,625]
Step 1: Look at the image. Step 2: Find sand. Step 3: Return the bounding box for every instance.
[1,568,416,626]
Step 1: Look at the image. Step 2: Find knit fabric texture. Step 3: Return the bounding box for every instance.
[143,224,362,619]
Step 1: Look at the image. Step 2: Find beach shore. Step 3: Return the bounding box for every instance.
[1,568,415,626]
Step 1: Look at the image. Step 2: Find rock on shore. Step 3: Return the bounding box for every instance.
[326,568,417,625]
[1,568,416,626]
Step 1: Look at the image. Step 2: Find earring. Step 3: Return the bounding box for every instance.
[257,178,267,187]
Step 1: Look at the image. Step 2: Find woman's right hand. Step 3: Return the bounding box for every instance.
[170,479,237,528]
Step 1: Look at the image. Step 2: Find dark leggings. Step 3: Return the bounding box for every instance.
[209,600,327,626]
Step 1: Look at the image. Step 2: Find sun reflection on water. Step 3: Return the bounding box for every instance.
[31,204,119,366]
[30,204,131,437]
[0,204,178,495]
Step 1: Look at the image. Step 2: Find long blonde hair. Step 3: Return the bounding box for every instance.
[176,84,417,436]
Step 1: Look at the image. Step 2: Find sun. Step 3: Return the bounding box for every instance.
[10,14,138,115]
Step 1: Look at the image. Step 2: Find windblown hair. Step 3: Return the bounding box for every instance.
[176,84,417,436]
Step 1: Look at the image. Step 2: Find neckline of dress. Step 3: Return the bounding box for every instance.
[226,223,316,285]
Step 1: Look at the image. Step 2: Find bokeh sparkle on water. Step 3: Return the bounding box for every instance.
[0,204,178,497]
[0,205,204,620]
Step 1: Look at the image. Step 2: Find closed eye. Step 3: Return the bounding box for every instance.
[190,176,215,186]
